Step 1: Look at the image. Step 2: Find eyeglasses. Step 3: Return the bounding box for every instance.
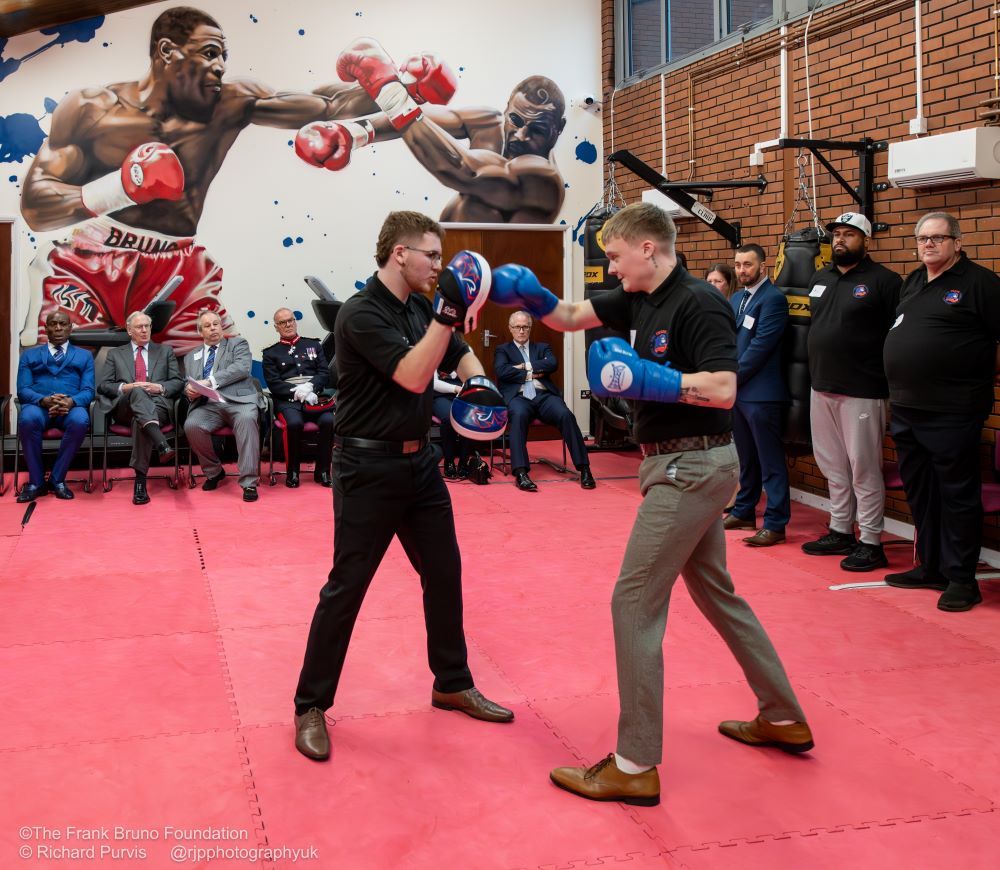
[510,324,531,330]
[403,246,443,264]
[275,318,296,326]
[915,234,956,246]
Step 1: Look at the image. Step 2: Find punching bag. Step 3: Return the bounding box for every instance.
[582,208,634,447]
[771,228,829,457]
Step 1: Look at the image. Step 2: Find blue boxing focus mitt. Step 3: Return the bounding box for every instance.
[450,375,508,441]
[433,250,492,333]
[588,337,682,404]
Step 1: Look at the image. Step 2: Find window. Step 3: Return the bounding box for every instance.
[617,0,834,81]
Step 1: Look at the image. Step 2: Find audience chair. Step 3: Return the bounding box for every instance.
[186,396,273,488]
[267,393,334,485]
[12,398,95,495]
[491,419,571,477]
[1,394,9,496]
[102,398,182,492]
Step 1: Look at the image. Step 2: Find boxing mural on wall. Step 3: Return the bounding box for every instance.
[12,6,571,355]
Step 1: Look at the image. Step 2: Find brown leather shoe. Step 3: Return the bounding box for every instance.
[550,754,660,806]
[718,715,813,753]
[431,687,514,723]
[723,514,757,531]
[743,528,786,547]
[294,708,330,760]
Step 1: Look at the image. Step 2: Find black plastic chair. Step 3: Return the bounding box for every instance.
[102,397,182,492]
[12,398,95,495]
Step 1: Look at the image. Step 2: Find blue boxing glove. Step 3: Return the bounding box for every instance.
[491,264,559,319]
[588,338,682,403]
[450,376,508,441]
[433,250,492,332]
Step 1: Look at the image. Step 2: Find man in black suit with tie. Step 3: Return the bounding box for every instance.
[494,310,594,491]
[97,311,183,504]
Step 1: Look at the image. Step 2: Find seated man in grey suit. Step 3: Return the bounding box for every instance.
[97,311,183,505]
[183,311,266,502]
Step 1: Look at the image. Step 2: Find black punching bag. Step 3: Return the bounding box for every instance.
[772,228,830,457]
[583,208,633,446]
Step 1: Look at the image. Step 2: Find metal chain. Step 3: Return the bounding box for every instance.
[782,149,823,238]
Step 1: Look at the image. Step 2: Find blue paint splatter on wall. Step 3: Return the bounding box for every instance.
[293,310,303,320]
[0,113,47,163]
[298,28,305,36]
[43,97,57,113]
[355,280,365,290]
[575,140,598,164]
[8,174,16,182]
[250,14,259,23]
[246,310,256,318]
[295,236,303,244]
[1,17,105,82]
[251,360,265,385]
[282,237,294,248]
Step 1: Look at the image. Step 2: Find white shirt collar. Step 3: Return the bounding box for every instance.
[48,341,70,356]
[131,341,148,354]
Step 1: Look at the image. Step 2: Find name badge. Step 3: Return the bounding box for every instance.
[890,314,904,329]
[742,314,756,329]
[193,350,203,361]
[809,285,827,298]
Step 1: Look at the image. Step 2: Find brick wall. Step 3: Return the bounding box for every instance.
[601,0,1000,548]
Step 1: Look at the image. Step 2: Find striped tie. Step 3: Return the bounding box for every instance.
[53,345,64,363]
[202,346,216,379]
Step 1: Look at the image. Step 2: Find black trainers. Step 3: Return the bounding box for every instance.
[840,542,888,572]
[802,530,856,556]
[884,566,948,591]
[937,581,983,612]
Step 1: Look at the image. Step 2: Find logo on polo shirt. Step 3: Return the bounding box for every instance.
[943,289,962,305]
[853,284,869,299]
[649,329,669,357]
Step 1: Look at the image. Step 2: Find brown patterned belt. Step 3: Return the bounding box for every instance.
[640,433,733,457]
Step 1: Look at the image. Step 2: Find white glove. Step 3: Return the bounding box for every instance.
[292,382,313,402]
[306,392,318,405]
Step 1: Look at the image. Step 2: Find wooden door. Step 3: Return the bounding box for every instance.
[440,228,564,388]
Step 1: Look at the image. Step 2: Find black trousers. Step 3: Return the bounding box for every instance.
[294,443,473,714]
[890,405,985,585]
[432,394,473,465]
[275,400,333,474]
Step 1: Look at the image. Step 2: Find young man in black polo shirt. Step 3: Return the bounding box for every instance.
[803,212,902,571]
[490,203,811,806]
[292,211,513,761]
[883,212,1000,612]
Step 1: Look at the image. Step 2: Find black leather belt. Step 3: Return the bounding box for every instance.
[334,436,428,455]
[640,433,732,457]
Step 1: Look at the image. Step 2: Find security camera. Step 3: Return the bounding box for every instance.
[583,95,597,106]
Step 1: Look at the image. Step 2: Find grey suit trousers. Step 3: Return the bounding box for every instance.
[613,442,805,765]
[184,402,260,488]
[113,389,171,474]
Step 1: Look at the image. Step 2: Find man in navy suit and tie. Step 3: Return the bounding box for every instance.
[15,309,94,502]
[724,244,790,546]
[494,310,594,492]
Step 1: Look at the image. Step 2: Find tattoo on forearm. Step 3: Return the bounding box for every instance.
[679,387,712,405]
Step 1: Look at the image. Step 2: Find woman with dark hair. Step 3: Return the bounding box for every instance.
[706,262,737,299]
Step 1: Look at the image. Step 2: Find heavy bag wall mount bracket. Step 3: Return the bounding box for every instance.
[608,149,766,248]
[773,137,889,233]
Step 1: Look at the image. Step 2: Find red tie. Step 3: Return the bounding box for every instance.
[135,346,147,381]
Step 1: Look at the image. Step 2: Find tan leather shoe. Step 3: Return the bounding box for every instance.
[723,514,757,531]
[743,528,785,547]
[294,708,330,760]
[550,754,660,806]
[718,715,814,753]
[431,687,514,723]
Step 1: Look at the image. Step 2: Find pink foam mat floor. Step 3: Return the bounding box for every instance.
[1,442,998,869]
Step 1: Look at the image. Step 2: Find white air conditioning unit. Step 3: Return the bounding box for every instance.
[641,188,693,218]
[888,127,1000,188]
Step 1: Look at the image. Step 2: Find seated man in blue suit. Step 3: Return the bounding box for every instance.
[16,309,95,502]
[724,244,790,546]
[494,310,594,492]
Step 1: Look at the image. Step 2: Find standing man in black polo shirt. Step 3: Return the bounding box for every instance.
[292,211,513,761]
[883,212,1000,612]
[802,212,902,571]
[491,203,810,806]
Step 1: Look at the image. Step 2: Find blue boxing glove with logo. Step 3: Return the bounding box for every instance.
[450,376,509,441]
[490,264,560,319]
[588,337,681,403]
[433,250,492,333]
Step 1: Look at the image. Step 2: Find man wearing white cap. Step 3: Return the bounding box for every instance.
[801,213,902,571]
